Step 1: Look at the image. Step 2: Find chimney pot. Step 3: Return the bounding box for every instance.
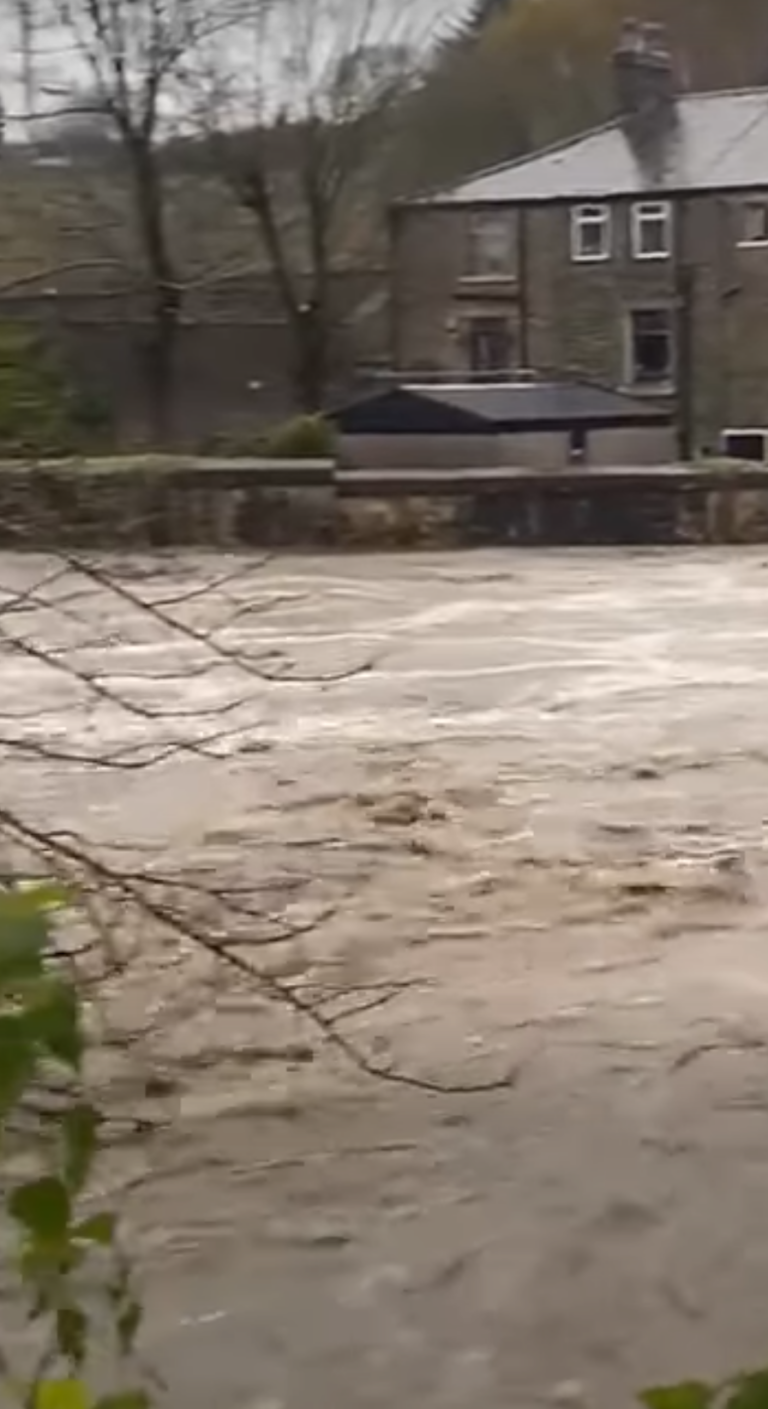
[618,16,644,53]
[642,21,673,64]
[614,16,677,138]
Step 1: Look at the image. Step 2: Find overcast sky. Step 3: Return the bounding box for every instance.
[0,0,473,140]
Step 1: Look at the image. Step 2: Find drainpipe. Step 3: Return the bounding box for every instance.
[517,206,531,369]
[717,197,740,436]
[388,203,404,373]
[674,197,694,461]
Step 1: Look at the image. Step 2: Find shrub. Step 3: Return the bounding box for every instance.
[0,882,149,1408]
[194,428,268,458]
[263,413,336,460]
[0,325,112,458]
[642,1374,768,1409]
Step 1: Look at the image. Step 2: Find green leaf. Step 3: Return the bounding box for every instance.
[15,882,70,911]
[116,1298,143,1356]
[725,1372,768,1409]
[0,884,65,926]
[0,915,46,986]
[31,1379,91,1409]
[74,1212,116,1246]
[56,1305,88,1367]
[62,1104,100,1194]
[0,885,67,981]
[0,1013,35,1117]
[641,1384,716,1409]
[9,1176,71,1240]
[19,1237,84,1291]
[30,978,83,1070]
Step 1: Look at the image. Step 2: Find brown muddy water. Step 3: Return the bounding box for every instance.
[3,547,768,1409]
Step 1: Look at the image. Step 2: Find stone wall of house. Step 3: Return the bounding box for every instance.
[524,198,677,385]
[393,193,768,454]
[392,205,523,371]
[523,193,768,451]
[392,207,470,371]
[693,197,768,439]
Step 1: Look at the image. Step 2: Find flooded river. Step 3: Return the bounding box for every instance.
[3,548,768,1409]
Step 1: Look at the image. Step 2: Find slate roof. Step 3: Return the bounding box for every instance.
[414,89,768,205]
[333,379,672,434]
[409,380,670,423]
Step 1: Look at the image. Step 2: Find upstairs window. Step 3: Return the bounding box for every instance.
[571,204,611,262]
[467,213,515,277]
[739,199,768,247]
[632,201,672,260]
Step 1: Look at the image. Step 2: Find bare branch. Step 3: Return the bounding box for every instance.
[0,546,520,1109]
[190,0,425,410]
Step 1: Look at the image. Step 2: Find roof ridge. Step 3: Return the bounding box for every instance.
[403,115,620,206]
[404,85,768,207]
[685,83,768,101]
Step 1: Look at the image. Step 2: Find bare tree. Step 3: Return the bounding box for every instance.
[13,0,37,117]
[41,0,236,442]
[196,0,426,412]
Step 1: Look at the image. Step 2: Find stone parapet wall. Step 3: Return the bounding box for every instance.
[2,459,768,549]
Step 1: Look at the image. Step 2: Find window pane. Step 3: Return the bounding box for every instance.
[581,221,605,257]
[640,218,666,253]
[572,206,609,260]
[469,216,514,275]
[630,309,672,383]
[634,204,671,257]
[469,317,512,372]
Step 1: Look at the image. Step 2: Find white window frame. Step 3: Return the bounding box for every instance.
[631,200,673,261]
[738,198,768,248]
[624,305,675,390]
[466,212,515,278]
[571,204,612,263]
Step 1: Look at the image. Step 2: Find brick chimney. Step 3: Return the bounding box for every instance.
[614,18,677,137]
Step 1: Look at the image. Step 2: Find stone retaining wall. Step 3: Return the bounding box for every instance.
[2,459,768,550]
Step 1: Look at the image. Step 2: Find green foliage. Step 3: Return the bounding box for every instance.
[0,883,149,1409]
[407,0,768,188]
[193,428,269,458]
[642,1372,768,1409]
[263,414,336,460]
[0,326,112,459]
[196,417,336,459]
[642,1384,716,1409]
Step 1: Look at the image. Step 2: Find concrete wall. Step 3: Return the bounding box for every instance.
[498,431,568,470]
[502,427,677,470]
[588,425,677,466]
[338,433,502,469]
[339,427,675,471]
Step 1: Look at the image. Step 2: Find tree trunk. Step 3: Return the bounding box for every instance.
[293,300,329,413]
[143,288,180,445]
[130,141,180,445]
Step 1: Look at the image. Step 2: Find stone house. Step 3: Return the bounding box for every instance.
[390,21,768,456]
